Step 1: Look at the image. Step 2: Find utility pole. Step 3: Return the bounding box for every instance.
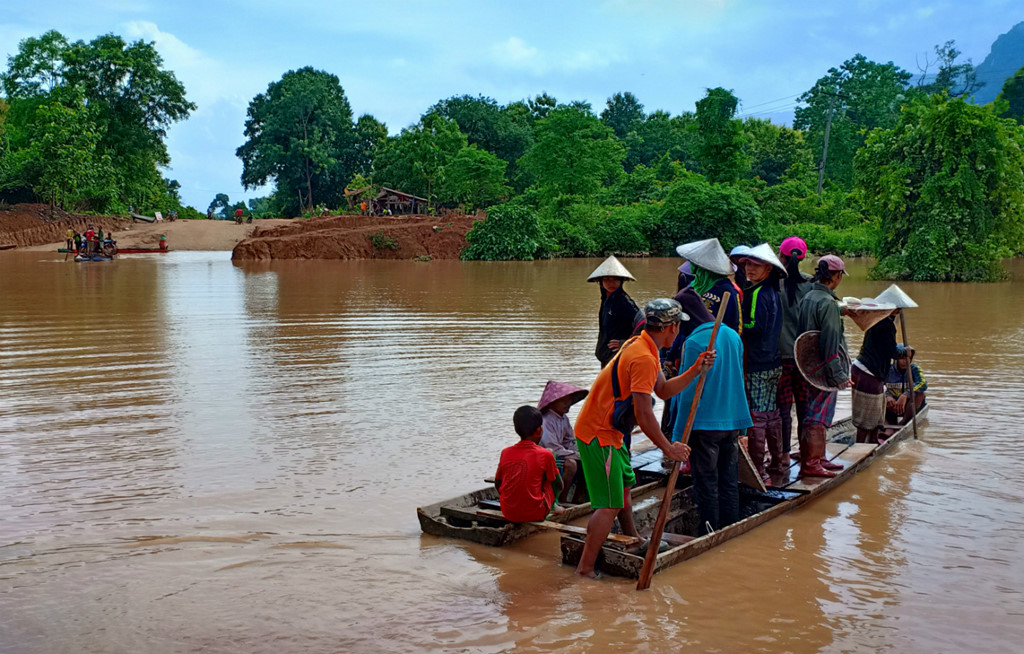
[816,93,838,198]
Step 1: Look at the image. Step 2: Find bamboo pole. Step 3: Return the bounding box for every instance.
[899,309,918,439]
[636,292,730,591]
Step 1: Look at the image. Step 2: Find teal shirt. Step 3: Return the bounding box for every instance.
[671,322,753,437]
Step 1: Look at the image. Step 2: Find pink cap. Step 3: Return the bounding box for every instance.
[779,236,807,260]
[818,254,848,275]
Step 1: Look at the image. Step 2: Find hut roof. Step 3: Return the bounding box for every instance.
[379,186,428,202]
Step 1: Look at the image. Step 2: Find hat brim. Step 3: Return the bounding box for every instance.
[538,388,588,412]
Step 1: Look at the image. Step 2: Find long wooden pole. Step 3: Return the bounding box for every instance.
[637,292,731,591]
[899,309,918,439]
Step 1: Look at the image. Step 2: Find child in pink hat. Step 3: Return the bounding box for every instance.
[538,381,589,504]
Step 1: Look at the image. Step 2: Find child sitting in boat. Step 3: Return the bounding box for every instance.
[494,406,564,523]
[538,381,588,504]
[885,347,928,431]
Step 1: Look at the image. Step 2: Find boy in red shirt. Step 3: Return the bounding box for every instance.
[495,406,563,523]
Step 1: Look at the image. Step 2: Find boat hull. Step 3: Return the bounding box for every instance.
[559,409,928,578]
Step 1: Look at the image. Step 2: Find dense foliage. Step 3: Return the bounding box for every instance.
[857,95,1024,281]
[3,28,1023,281]
[0,30,195,213]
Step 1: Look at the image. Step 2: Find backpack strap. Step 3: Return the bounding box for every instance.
[610,335,641,401]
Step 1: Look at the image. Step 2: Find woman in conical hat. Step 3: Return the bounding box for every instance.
[732,243,788,481]
[538,381,589,503]
[588,256,639,368]
[675,238,741,334]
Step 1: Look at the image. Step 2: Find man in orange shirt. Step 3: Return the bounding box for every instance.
[574,298,716,578]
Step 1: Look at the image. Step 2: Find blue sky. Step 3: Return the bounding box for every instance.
[2,0,1021,210]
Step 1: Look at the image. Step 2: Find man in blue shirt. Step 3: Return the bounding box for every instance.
[672,312,752,535]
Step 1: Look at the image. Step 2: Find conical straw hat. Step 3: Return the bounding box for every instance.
[874,284,918,309]
[839,297,897,331]
[794,331,851,392]
[538,381,588,412]
[675,238,733,276]
[734,243,788,278]
[587,255,636,282]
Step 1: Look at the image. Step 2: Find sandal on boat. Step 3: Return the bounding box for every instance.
[624,537,651,555]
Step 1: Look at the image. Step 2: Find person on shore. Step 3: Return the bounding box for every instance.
[852,311,905,443]
[676,238,742,333]
[885,348,928,429]
[589,256,640,369]
[538,381,589,504]
[574,299,716,579]
[494,406,563,523]
[733,244,787,480]
[777,237,812,463]
[671,300,752,535]
[796,255,851,478]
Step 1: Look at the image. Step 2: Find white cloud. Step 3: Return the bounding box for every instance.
[490,35,623,75]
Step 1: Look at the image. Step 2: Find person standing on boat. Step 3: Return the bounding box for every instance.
[573,299,716,579]
[589,256,640,369]
[777,237,812,463]
[733,244,787,481]
[675,238,742,333]
[65,228,74,252]
[671,302,752,535]
[84,225,96,255]
[852,312,905,444]
[796,255,851,478]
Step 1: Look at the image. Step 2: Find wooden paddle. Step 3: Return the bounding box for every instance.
[636,291,731,591]
[899,309,918,439]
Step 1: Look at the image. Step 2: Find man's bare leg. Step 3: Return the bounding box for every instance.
[575,507,619,578]
[615,487,639,537]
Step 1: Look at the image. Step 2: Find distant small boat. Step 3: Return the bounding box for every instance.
[59,247,167,254]
[75,255,114,262]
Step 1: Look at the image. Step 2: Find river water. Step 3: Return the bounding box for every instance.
[2,251,1023,653]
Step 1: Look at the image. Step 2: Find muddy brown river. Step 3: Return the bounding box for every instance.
[2,251,1023,653]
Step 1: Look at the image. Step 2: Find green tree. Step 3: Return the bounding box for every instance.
[651,173,762,254]
[439,146,509,207]
[372,113,467,201]
[425,94,534,168]
[994,65,1024,124]
[857,95,1024,281]
[623,110,699,172]
[916,40,984,98]
[795,54,913,189]
[1,30,195,210]
[517,106,625,199]
[743,117,812,185]
[208,193,231,219]
[461,203,540,260]
[695,87,748,183]
[352,114,387,177]
[527,93,557,121]
[600,92,645,139]
[237,67,357,216]
[25,92,104,209]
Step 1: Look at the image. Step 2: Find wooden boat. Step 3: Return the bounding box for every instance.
[559,408,929,578]
[417,448,669,547]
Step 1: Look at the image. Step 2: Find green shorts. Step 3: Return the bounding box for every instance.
[577,437,636,509]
